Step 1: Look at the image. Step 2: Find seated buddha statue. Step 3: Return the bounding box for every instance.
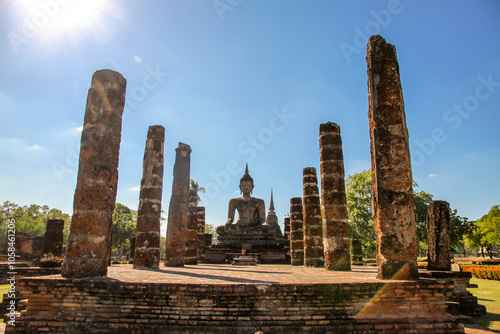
[216,165,269,236]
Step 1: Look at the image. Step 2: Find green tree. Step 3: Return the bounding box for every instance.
[449,209,475,254]
[466,205,500,258]
[190,179,206,204]
[205,223,217,244]
[0,201,71,246]
[112,203,137,258]
[345,170,376,255]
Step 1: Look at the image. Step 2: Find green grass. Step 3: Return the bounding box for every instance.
[0,284,9,303]
[0,284,10,324]
[469,277,500,331]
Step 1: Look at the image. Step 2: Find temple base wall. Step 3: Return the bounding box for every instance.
[8,277,463,333]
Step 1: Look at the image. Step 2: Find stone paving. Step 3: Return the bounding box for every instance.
[34,264,382,284]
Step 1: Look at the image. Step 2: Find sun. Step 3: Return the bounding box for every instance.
[13,0,126,50]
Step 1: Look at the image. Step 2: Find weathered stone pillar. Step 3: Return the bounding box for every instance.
[284,217,290,240]
[205,234,213,247]
[367,35,419,280]
[134,125,165,270]
[351,240,363,265]
[303,167,324,267]
[62,69,126,278]
[196,206,206,261]
[164,142,192,267]
[290,197,304,266]
[40,219,64,268]
[130,237,136,260]
[185,189,199,265]
[319,122,351,271]
[427,200,451,271]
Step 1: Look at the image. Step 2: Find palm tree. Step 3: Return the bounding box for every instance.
[190,179,206,203]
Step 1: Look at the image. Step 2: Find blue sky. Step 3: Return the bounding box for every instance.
[1,1,499,234]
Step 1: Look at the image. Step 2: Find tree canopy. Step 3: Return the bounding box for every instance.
[111,203,137,258]
[465,205,500,258]
[344,170,472,257]
[0,201,71,246]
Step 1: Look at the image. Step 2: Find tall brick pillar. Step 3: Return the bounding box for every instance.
[62,69,126,278]
[367,35,418,280]
[134,125,165,270]
[303,167,324,267]
[290,197,304,266]
[185,189,199,265]
[284,217,291,241]
[319,122,351,271]
[196,206,206,261]
[40,219,64,268]
[427,200,451,271]
[164,143,192,267]
[130,237,136,260]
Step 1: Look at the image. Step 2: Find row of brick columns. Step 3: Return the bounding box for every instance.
[288,35,452,278]
[59,35,452,279]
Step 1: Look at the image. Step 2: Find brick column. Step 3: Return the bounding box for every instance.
[130,237,136,260]
[184,189,199,265]
[40,219,64,268]
[303,167,324,267]
[367,35,418,280]
[319,122,351,271]
[196,206,206,261]
[290,197,304,266]
[351,240,363,265]
[427,200,451,271]
[134,125,165,270]
[164,143,191,267]
[284,217,291,241]
[62,69,126,278]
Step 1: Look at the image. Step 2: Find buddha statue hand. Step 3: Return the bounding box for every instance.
[225,219,233,232]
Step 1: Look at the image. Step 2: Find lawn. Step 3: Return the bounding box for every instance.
[0,284,10,324]
[0,285,9,303]
[469,277,500,331]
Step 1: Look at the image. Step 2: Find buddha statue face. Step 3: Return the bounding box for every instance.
[239,180,254,195]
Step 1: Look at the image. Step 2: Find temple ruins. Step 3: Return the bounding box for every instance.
[367,35,419,280]
[319,122,351,271]
[62,69,126,278]
[133,125,165,270]
[164,142,192,267]
[427,200,451,271]
[6,36,476,333]
[289,197,304,265]
[40,219,64,268]
[302,167,324,267]
[202,165,287,264]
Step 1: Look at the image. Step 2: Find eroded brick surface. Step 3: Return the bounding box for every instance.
[427,200,451,271]
[303,167,324,267]
[366,35,418,280]
[9,265,464,333]
[319,122,351,271]
[164,143,192,267]
[134,125,165,270]
[62,69,126,278]
[290,197,304,266]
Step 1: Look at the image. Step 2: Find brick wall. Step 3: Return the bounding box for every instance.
[7,278,464,333]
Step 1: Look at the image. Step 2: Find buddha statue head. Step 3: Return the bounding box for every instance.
[239,164,254,195]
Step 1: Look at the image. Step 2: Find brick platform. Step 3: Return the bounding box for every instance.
[7,265,464,333]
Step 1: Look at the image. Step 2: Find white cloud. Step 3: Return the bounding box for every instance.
[427,174,438,178]
[129,186,140,192]
[74,126,83,133]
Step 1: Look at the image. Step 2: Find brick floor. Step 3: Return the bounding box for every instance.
[33,264,383,284]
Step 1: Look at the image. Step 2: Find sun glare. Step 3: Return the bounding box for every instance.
[13,0,126,52]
